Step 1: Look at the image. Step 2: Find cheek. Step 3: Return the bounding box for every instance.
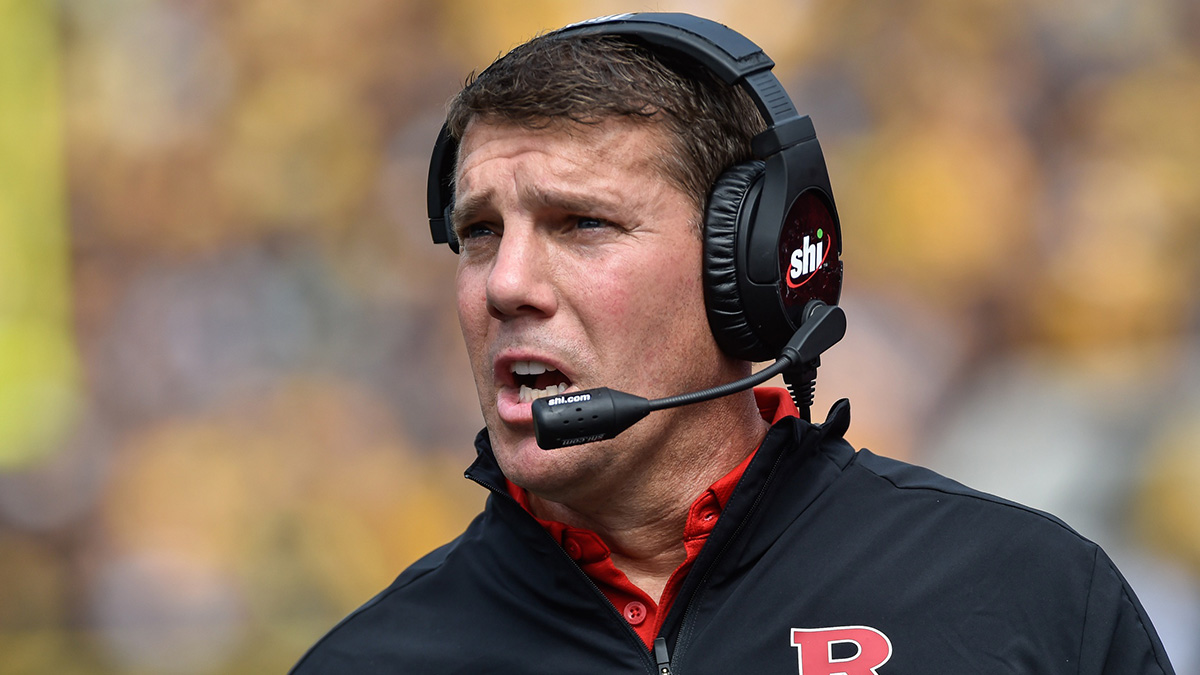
[455,267,489,353]
[587,247,711,345]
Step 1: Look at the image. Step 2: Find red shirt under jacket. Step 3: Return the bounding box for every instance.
[506,387,799,649]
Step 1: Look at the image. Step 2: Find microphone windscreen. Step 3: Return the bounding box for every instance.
[532,388,651,449]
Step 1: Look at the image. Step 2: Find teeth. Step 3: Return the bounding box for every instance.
[512,360,556,376]
[518,383,569,403]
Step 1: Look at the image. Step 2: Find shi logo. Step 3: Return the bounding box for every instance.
[787,229,829,289]
[790,626,892,675]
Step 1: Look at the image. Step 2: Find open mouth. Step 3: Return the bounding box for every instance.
[511,360,573,403]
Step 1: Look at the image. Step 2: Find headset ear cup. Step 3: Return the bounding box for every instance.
[703,160,772,362]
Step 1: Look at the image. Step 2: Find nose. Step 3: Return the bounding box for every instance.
[485,227,556,321]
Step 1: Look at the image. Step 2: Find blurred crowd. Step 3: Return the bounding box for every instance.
[1,0,1197,672]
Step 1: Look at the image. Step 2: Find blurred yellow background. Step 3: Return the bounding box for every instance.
[1,0,1198,672]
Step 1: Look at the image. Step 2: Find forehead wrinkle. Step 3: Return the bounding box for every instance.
[518,180,621,218]
[451,119,679,231]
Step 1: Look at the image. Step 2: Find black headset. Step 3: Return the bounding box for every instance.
[427,12,842,364]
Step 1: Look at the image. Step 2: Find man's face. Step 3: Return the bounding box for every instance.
[453,118,742,502]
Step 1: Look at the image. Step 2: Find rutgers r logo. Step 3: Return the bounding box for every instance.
[787,229,829,289]
[790,626,893,675]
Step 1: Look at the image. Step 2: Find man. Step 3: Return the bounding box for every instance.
[293,14,1174,674]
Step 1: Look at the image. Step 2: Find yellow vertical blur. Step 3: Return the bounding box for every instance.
[0,0,80,466]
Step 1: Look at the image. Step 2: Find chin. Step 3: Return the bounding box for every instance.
[492,436,603,498]
[489,431,550,477]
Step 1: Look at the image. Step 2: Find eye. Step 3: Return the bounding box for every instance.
[460,223,497,240]
[573,216,610,230]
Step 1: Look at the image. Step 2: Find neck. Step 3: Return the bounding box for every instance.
[526,388,768,601]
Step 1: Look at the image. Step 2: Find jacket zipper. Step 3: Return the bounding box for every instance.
[654,637,673,675]
[467,472,662,673]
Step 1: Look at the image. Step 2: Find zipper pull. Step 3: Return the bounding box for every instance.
[653,637,672,675]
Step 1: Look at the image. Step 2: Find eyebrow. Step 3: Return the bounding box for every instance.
[451,184,621,232]
[450,192,493,234]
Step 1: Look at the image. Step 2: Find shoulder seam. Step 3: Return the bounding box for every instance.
[853,451,1091,544]
[1085,549,1175,674]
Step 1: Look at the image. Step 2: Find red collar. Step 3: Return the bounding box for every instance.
[506,387,798,649]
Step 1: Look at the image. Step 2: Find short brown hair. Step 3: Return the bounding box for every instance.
[445,32,766,214]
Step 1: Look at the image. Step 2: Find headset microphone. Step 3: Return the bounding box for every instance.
[532,302,846,450]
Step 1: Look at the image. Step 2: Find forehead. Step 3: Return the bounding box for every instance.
[451,119,707,255]
[456,118,672,186]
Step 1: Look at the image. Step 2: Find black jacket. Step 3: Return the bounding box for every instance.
[292,401,1174,674]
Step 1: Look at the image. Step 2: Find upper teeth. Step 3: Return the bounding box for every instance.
[512,361,556,375]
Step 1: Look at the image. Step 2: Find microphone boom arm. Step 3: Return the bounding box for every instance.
[532,302,846,449]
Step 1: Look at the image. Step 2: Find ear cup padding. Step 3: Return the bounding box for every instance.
[703,160,770,362]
